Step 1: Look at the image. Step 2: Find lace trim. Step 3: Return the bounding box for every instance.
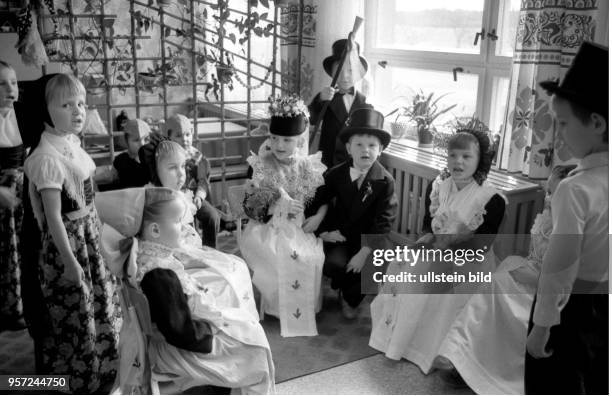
[246,151,325,205]
[428,175,444,219]
[467,207,487,231]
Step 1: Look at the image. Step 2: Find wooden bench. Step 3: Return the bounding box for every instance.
[381,141,545,258]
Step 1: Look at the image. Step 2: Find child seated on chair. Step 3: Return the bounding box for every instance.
[139,139,202,247]
[99,187,275,395]
[95,119,151,189]
[164,114,220,248]
[239,94,328,337]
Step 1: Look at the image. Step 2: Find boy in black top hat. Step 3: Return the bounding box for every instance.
[309,38,372,168]
[525,41,608,394]
[313,108,397,319]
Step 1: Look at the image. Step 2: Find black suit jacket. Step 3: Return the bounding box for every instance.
[309,90,372,168]
[315,160,398,254]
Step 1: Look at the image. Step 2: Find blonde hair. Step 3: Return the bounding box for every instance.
[45,73,86,106]
[141,187,182,231]
[164,114,192,137]
[155,140,186,166]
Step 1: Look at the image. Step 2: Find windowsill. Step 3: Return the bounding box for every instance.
[390,137,538,184]
[383,140,542,194]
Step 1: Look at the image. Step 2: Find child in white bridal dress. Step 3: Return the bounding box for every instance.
[369,121,506,374]
[99,187,275,395]
[239,94,327,337]
[436,165,574,394]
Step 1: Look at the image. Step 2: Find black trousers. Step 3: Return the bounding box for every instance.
[323,243,364,308]
[525,294,608,395]
[195,200,220,248]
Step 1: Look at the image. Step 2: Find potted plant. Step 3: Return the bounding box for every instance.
[405,90,457,149]
[385,99,411,140]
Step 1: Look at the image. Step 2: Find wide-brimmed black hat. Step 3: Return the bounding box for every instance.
[539,41,608,116]
[269,114,307,136]
[323,39,369,77]
[339,108,391,148]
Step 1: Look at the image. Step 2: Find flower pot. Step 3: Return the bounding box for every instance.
[216,66,234,84]
[417,128,434,149]
[390,121,408,140]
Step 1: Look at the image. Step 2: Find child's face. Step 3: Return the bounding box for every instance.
[0,67,18,108]
[47,93,87,134]
[126,133,149,156]
[552,96,602,159]
[346,134,382,170]
[270,134,299,161]
[331,62,357,91]
[447,142,479,180]
[157,152,187,190]
[169,126,193,149]
[150,198,185,248]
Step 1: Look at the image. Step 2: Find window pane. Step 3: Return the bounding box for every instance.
[488,76,510,137]
[374,0,485,53]
[371,66,479,131]
[496,0,521,57]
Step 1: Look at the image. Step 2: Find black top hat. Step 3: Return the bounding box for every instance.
[539,41,608,116]
[339,108,391,148]
[323,39,369,78]
[269,114,307,137]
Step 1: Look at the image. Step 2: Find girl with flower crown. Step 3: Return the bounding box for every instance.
[369,121,506,375]
[239,94,328,337]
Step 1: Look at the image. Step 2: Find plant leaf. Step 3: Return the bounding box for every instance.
[260,0,269,8]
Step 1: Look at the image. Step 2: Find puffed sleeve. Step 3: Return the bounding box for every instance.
[140,268,213,354]
[24,154,64,191]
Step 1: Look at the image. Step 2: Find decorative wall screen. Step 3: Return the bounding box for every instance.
[39,0,300,197]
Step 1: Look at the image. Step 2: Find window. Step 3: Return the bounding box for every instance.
[364,0,520,141]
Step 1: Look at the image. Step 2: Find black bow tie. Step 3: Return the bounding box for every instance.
[337,87,355,96]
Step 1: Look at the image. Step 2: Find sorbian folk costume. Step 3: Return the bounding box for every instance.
[138,138,203,248]
[437,166,573,394]
[239,95,326,337]
[98,188,275,395]
[0,99,26,329]
[369,126,506,375]
[24,127,120,393]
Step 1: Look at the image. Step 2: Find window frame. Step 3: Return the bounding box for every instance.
[363,0,515,144]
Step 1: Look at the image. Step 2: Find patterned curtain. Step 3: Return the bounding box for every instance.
[280,1,317,100]
[498,0,599,179]
[280,0,364,103]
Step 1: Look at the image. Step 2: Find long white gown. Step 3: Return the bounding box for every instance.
[239,151,326,337]
[369,176,503,374]
[135,240,276,395]
[437,206,552,394]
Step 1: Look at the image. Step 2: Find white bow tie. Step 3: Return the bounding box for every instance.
[350,167,369,182]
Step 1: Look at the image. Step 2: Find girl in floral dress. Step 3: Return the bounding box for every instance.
[24,74,119,393]
[239,95,327,337]
[0,61,25,330]
[369,123,506,374]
